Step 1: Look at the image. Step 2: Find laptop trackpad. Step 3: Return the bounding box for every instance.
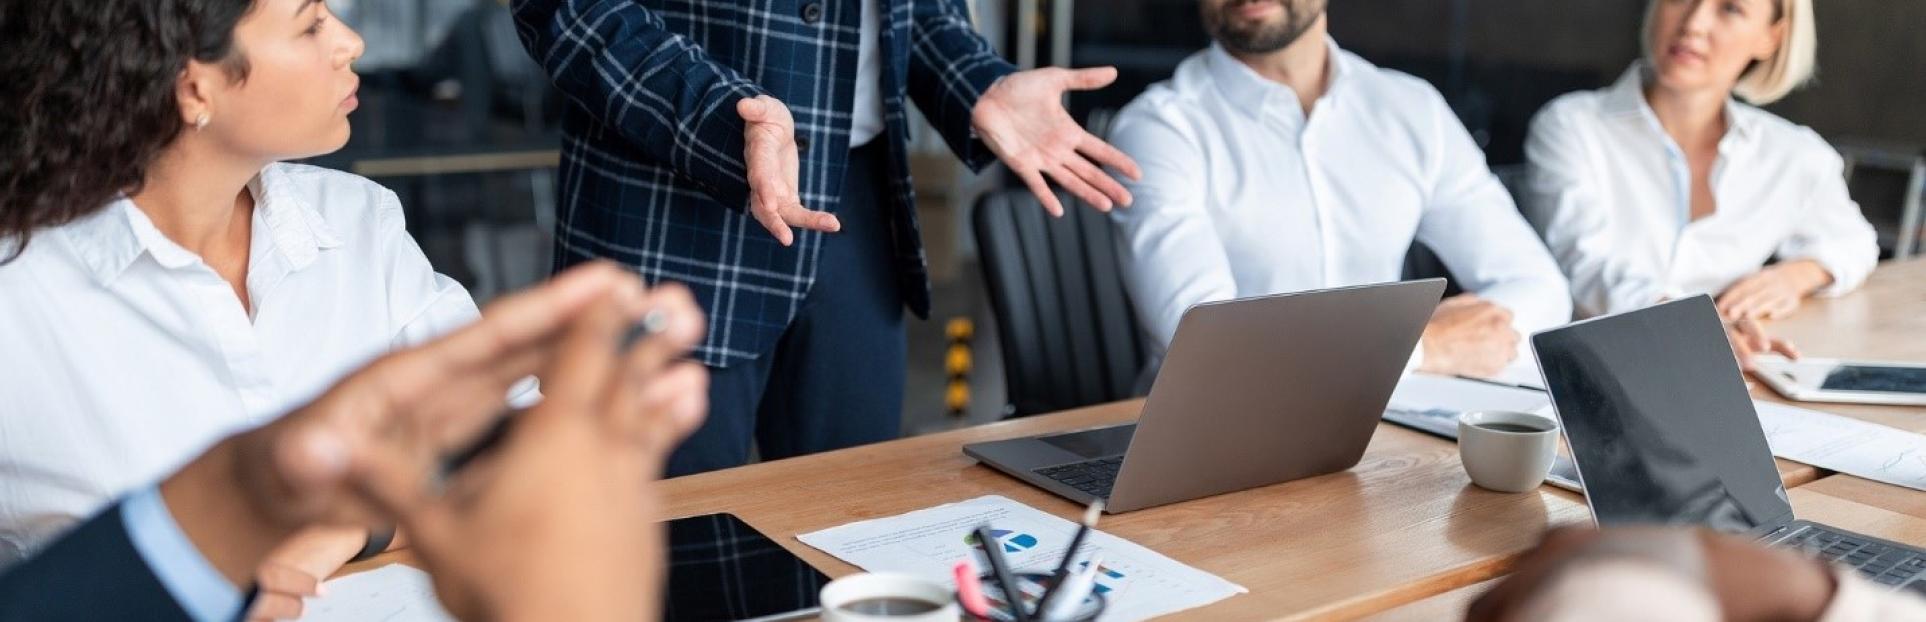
[1039,424,1137,459]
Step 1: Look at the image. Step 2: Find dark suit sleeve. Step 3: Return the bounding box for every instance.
[512,0,768,210]
[0,503,191,621]
[905,0,1018,172]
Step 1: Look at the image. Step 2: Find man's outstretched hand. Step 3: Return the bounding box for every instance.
[740,95,840,246]
[972,66,1144,216]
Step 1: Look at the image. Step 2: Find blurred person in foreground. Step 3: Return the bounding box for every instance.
[0,0,540,609]
[1470,527,1926,622]
[0,263,710,621]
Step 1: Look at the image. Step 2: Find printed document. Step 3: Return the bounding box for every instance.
[300,564,453,622]
[1757,401,1926,491]
[797,495,1245,621]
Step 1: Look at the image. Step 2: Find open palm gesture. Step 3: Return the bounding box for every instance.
[972,66,1144,216]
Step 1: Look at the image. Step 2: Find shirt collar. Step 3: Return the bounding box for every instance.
[1603,62,1760,144]
[251,164,345,271]
[60,165,344,286]
[1206,37,1348,121]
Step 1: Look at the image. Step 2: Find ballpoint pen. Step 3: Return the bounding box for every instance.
[1038,556,1103,622]
[1034,500,1103,616]
[442,309,673,476]
[974,525,1032,622]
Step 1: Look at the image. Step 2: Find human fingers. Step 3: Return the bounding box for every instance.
[1076,133,1143,182]
[1014,167,1064,217]
[1771,337,1801,361]
[610,363,710,456]
[1062,154,1132,209]
[244,590,308,621]
[778,204,842,234]
[1059,66,1120,91]
[1043,162,1113,212]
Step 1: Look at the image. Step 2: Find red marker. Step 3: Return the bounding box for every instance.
[954,560,992,619]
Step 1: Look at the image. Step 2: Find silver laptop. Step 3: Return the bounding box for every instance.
[964,280,1444,513]
[1534,296,1926,593]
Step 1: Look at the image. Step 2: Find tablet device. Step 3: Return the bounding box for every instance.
[665,512,830,621]
[1751,355,1926,406]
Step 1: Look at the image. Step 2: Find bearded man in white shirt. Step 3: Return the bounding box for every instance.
[1109,0,1571,380]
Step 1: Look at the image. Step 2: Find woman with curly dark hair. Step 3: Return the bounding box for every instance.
[0,1,529,617]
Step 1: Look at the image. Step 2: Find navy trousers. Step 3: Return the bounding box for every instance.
[667,141,908,476]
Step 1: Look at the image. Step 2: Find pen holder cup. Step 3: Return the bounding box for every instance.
[962,572,1106,622]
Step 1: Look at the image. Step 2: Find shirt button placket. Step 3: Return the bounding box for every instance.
[801,1,824,24]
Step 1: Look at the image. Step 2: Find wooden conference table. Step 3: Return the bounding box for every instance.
[1373,258,1926,620]
[352,259,1925,620]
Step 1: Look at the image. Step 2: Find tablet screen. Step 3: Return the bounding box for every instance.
[1821,365,1926,394]
[666,512,830,621]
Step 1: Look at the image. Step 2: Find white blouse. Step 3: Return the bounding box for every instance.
[1523,65,1879,318]
[0,163,527,562]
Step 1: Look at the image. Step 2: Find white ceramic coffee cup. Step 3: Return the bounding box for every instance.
[1458,411,1559,493]
[819,572,962,622]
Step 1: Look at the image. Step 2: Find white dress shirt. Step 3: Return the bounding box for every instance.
[1523,64,1878,318]
[850,0,885,146]
[1109,42,1571,367]
[0,163,523,562]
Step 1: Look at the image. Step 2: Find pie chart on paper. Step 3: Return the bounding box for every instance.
[966,529,1040,554]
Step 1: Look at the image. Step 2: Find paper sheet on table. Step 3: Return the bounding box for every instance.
[1491,354,1548,390]
[1385,373,1555,438]
[1757,401,1926,491]
[1388,373,1552,417]
[300,564,454,622]
[796,495,1244,621]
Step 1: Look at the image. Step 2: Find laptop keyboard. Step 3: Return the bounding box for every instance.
[1774,525,1926,589]
[1034,456,1123,498]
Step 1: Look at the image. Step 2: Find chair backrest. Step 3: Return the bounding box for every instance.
[972,190,1147,418]
[1839,145,1926,260]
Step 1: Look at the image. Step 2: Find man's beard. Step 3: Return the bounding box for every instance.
[1205,0,1326,55]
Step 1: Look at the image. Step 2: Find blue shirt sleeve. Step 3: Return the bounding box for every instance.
[120,486,246,622]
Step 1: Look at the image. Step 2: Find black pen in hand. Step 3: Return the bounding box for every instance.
[439,309,675,477]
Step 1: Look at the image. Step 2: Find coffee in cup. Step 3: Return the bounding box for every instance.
[1457,411,1559,493]
[820,572,961,622]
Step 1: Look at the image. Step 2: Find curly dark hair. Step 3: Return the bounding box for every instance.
[0,0,257,262]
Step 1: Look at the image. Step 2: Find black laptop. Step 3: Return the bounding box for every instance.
[1533,296,1926,593]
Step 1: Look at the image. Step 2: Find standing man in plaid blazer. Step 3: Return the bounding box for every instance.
[514,0,1141,475]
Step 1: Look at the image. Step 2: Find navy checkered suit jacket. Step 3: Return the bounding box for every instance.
[513,0,1016,367]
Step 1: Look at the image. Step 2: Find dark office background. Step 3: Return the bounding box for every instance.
[319,0,1922,433]
[1070,0,1926,164]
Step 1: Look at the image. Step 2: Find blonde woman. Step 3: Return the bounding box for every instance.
[1523,0,1877,362]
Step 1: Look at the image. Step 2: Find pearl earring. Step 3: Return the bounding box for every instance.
[194,113,210,131]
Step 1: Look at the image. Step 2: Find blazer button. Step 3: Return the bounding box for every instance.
[801,2,824,24]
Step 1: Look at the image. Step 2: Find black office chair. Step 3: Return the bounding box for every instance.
[1839,145,1926,260]
[973,189,1148,418]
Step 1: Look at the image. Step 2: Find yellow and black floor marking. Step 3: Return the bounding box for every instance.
[946,317,974,418]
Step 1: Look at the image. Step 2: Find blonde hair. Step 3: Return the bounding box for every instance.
[1643,0,1817,104]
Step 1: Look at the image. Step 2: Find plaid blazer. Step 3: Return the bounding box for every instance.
[513,0,1015,367]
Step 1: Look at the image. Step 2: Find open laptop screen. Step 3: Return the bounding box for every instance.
[1532,296,1794,533]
